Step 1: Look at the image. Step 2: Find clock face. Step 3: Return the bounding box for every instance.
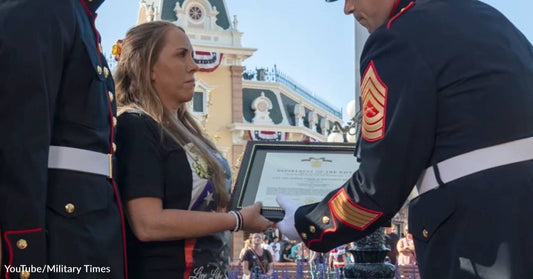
[189,5,203,21]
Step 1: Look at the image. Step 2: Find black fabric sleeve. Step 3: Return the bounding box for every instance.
[116,113,165,200]
[242,250,253,264]
[265,249,273,263]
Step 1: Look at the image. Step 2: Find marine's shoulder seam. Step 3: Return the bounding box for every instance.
[387,1,415,30]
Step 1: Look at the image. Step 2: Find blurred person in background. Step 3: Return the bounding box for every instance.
[242,233,274,279]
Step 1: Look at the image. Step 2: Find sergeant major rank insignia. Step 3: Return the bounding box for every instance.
[361,61,388,142]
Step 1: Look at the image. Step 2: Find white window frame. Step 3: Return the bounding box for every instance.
[189,79,213,116]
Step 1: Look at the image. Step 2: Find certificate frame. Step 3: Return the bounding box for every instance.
[231,141,358,221]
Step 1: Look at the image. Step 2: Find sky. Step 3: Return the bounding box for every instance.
[96,0,533,121]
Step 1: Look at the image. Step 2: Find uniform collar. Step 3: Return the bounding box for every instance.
[82,0,105,13]
[389,0,415,18]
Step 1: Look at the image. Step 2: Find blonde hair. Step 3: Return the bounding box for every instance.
[115,21,229,208]
[244,239,251,249]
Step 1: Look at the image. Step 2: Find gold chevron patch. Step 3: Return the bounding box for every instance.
[361,60,388,142]
[328,189,382,230]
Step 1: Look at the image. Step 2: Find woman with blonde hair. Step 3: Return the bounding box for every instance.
[239,238,252,262]
[114,21,272,279]
[242,233,274,279]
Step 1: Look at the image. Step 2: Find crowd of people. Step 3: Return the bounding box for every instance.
[238,227,419,278]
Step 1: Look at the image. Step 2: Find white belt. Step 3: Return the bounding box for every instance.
[48,146,113,178]
[417,136,533,196]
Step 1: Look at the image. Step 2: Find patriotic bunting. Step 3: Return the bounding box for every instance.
[193,51,223,72]
[248,130,287,141]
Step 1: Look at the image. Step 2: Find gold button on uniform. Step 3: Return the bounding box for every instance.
[112,143,117,153]
[422,229,429,238]
[104,67,109,78]
[16,239,28,250]
[96,65,102,75]
[321,216,330,225]
[301,233,307,240]
[20,270,30,279]
[113,116,117,127]
[65,203,75,214]
[108,91,114,102]
[309,226,316,233]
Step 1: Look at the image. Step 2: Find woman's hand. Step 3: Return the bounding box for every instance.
[240,202,273,232]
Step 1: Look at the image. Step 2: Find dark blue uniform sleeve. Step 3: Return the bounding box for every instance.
[294,26,438,252]
[0,0,74,274]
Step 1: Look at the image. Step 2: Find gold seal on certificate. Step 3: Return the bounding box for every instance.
[231,141,359,221]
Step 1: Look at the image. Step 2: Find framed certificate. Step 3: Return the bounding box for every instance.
[231,141,360,221]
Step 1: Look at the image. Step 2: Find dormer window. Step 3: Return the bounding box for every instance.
[251,92,274,125]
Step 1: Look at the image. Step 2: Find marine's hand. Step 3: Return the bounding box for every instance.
[276,194,301,241]
[240,202,273,232]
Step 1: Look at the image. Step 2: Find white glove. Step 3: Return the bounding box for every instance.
[276,194,302,241]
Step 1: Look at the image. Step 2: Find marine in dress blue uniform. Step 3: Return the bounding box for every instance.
[0,0,126,278]
[282,0,533,278]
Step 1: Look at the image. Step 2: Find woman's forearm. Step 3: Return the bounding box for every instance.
[242,261,251,275]
[127,197,236,241]
[267,263,274,275]
[126,197,271,242]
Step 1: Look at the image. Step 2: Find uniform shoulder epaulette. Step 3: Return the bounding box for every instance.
[387,1,415,30]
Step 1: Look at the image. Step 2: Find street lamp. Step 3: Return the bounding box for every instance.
[327,100,395,279]
[327,100,360,144]
[326,124,345,143]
